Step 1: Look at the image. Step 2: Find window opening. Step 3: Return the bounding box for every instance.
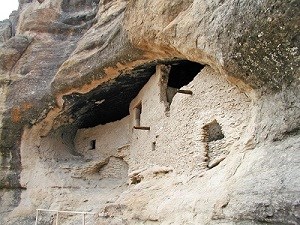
[152,141,156,151]
[133,102,150,130]
[134,103,142,127]
[89,140,96,150]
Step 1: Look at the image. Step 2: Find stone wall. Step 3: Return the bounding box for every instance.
[75,116,130,159]
[75,116,130,179]
[129,65,252,174]
[72,63,252,179]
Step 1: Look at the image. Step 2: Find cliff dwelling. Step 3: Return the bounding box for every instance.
[0,0,299,225]
[16,59,254,224]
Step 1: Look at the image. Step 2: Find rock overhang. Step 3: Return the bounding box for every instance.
[62,61,157,128]
[61,59,204,129]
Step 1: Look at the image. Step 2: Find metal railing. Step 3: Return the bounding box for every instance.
[35,209,98,225]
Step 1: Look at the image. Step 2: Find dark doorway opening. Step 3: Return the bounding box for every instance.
[202,120,226,169]
[203,120,225,142]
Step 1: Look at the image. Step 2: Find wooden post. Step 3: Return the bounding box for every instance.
[133,126,150,130]
[177,90,193,95]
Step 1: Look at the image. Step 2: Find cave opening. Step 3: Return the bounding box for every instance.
[166,60,204,104]
[167,60,204,89]
[63,63,157,129]
[62,60,204,130]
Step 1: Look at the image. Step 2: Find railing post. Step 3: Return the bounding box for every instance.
[55,211,59,225]
[82,213,86,225]
[35,209,39,225]
[35,209,96,224]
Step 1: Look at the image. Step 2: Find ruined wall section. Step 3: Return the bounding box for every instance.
[129,66,252,174]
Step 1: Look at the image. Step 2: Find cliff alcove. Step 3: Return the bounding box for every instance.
[0,0,299,225]
[60,59,204,129]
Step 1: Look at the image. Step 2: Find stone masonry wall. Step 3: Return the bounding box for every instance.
[75,116,130,158]
[128,65,252,174]
[74,65,253,176]
[75,116,130,178]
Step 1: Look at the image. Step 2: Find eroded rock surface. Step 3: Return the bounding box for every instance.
[0,0,299,224]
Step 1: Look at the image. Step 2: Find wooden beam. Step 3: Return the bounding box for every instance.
[134,126,150,130]
[177,90,193,95]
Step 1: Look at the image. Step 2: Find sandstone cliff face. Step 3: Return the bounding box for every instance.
[0,0,299,224]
